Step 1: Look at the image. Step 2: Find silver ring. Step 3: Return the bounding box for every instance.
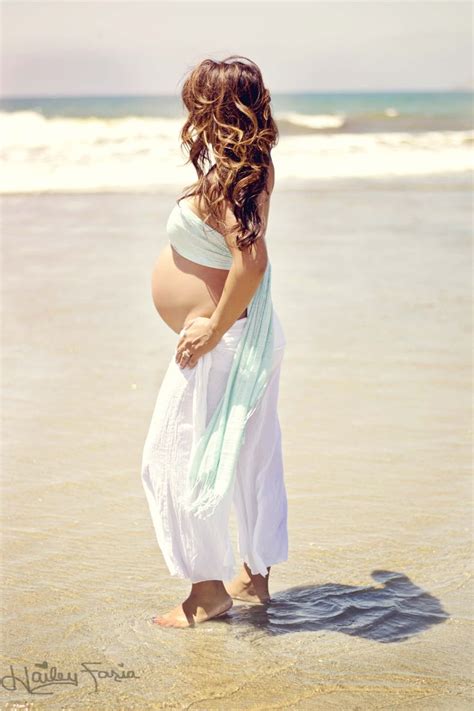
[182,349,191,358]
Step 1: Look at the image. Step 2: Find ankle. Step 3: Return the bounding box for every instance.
[242,562,270,584]
[190,580,229,600]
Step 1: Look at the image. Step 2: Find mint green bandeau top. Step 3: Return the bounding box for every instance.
[167,199,234,269]
[166,199,275,519]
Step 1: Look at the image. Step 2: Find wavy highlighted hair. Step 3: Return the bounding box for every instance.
[177,55,279,251]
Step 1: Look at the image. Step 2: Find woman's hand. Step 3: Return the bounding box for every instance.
[175,316,220,369]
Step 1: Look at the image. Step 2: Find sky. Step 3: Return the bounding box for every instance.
[1,1,472,97]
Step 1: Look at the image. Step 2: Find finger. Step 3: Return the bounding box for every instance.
[176,334,193,353]
[175,342,190,362]
[178,350,192,368]
[176,325,190,354]
[176,336,186,353]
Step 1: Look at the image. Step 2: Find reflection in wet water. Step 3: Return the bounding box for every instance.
[222,570,449,643]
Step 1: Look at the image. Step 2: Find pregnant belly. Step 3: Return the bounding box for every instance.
[151,245,247,334]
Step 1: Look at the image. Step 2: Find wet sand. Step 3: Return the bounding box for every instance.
[1,176,472,708]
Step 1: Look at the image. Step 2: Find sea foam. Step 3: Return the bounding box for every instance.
[1,111,473,192]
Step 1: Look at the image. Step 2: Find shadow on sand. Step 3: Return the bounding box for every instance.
[223,570,449,643]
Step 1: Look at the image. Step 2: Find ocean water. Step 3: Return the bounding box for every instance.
[1,91,472,192]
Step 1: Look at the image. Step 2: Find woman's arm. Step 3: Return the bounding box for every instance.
[212,159,275,332]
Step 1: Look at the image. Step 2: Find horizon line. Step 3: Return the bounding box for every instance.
[1,87,473,101]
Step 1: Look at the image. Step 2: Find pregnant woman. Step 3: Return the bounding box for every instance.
[141,55,288,628]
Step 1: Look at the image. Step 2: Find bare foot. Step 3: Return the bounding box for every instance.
[225,563,271,604]
[152,580,233,628]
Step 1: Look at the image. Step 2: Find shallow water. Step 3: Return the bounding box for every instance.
[1,177,472,708]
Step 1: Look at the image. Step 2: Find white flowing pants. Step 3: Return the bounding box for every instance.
[141,308,288,583]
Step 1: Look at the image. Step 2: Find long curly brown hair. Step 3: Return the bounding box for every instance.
[177,55,279,251]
